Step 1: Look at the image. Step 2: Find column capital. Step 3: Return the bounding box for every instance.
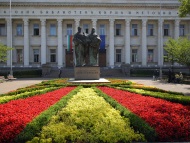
[109,19,115,27]
[175,19,180,27]
[142,19,147,27]
[92,19,97,23]
[40,19,46,26]
[92,19,97,29]
[57,19,62,26]
[23,18,29,26]
[6,18,12,26]
[74,19,80,23]
[158,19,164,25]
[125,19,131,27]
[109,19,115,23]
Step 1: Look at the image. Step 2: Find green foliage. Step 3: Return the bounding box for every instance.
[0,87,59,104]
[0,43,12,62]
[15,86,80,143]
[28,88,145,143]
[164,37,190,70]
[93,87,157,142]
[116,86,190,105]
[179,0,190,17]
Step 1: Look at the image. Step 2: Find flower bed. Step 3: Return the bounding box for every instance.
[28,88,145,143]
[98,86,190,142]
[0,87,75,143]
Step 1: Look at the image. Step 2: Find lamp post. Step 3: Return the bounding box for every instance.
[159,0,162,79]
[10,0,13,75]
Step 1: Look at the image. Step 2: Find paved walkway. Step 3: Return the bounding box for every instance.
[0,77,189,96]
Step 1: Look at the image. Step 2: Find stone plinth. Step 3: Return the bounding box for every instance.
[74,66,100,80]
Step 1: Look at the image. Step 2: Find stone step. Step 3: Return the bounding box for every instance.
[44,68,125,78]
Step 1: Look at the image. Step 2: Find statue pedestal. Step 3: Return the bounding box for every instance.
[74,66,100,80]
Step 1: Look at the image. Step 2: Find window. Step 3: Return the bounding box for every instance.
[50,24,56,36]
[83,24,89,34]
[164,24,169,36]
[116,24,121,36]
[147,49,154,62]
[132,49,138,62]
[132,24,138,36]
[148,24,154,36]
[50,49,56,62]
[33,49,39,62]
[116,49,121,62]
[33,24,39,36]
[0,24,6,36]
[16,49,23,63]
[67,24,73,35]
[99,24,105,35]
[179,24,185,36]
[16,24,23,36]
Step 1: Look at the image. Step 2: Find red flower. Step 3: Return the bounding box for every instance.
[99,87,190,142]
[0,87,75,143]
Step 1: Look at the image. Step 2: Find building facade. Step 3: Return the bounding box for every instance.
[0,0,190,68]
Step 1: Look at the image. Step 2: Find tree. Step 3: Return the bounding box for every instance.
[0,43,12,62]
[164,37,190,71]
[178,0,190,17]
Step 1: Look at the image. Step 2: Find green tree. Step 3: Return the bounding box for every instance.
[0,43,12,62]
[178,0,190,17]
[164,37,190,71]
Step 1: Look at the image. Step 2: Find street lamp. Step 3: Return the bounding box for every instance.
[159,0,162,79]
[9,0,13,75]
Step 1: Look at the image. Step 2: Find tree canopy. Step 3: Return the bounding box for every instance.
[164,37,190,70]
[0,43,12,62]
[178,0,190,17]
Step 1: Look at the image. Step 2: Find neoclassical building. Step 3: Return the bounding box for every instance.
[0,0,189,68]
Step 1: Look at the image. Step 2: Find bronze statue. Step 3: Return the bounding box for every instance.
[87,28,101,66]
[73,27,101,66]
[73,27,86,66]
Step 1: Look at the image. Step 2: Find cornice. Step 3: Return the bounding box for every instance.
[0,2,180,9]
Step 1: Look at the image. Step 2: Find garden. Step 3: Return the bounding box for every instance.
[0,78,189,143]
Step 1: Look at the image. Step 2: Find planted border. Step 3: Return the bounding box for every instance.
[111,85,190,105]
[98,86,190,142]
[93,87,157,142]
[0,87,76,143]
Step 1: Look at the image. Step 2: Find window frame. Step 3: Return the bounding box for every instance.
[147,24,154,36]
[0,23,6,36]
[50,24,57,36]
[116,49,122,62]
[50,49,56,63]
[33,24,40,36]
[163,24,170,36]
[67,24,73,35]
[33,49,40,63]
[132,24,138,36]
[115,24,121,36]
[132,49,138,62]
[99,24,106,35]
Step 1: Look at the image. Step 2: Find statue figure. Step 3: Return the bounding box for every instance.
[73,27,87,66]
[73,27,101,66]
[87,28,101,66]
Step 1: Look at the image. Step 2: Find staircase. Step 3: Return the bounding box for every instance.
[45,67,125,78]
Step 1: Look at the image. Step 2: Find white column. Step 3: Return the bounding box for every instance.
[23,18,29,66]
[40,19,46,65]
[92,19,97,31]
[109,19,115,68]
[74,19,80,33]
[57,19,63,67]
[142,19,147,66]
[158,19,163,66]
[125,19,131,64]
[6,18,12,66]
[174,19,180,39]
